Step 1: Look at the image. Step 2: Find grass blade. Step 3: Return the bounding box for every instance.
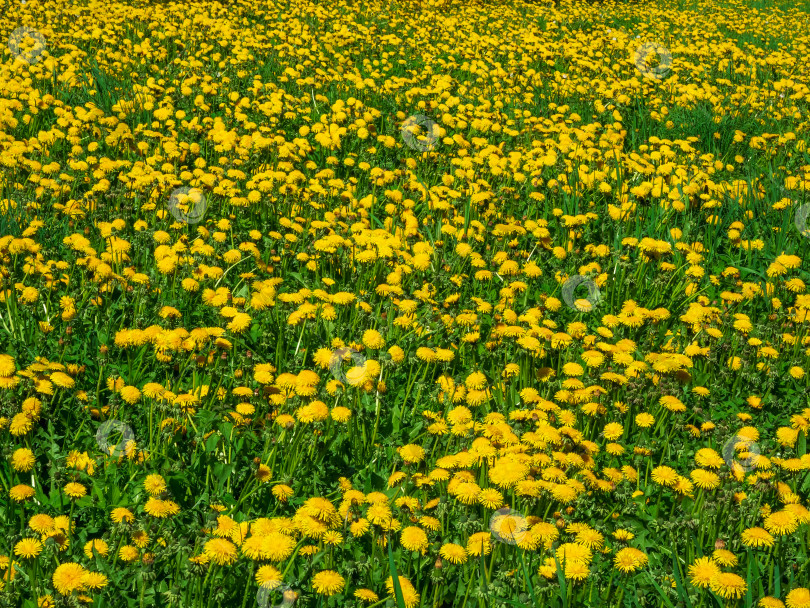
[745,552,753,608]
[552,551,567,608]
[775,562,781,598]
[388,540,406,608]
[645,571,676,608]
[478,542,487,608]
[671,553,692,608]
[519,551,537,606]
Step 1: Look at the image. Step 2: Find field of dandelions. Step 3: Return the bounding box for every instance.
[2,0,810,606]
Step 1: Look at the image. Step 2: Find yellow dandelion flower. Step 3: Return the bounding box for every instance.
[312,570,345,596]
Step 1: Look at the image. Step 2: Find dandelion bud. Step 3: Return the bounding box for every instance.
[556,518,566,529]
[714,539,726,550]
[434,558,443,569]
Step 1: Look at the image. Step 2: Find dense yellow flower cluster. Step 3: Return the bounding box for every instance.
[1,0,810,605]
